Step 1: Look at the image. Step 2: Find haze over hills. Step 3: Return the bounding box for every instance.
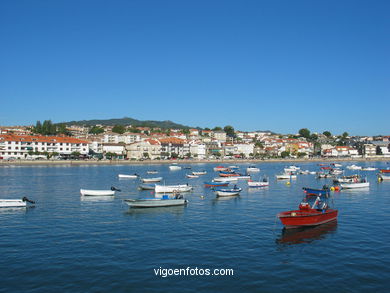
[62,117,193,129]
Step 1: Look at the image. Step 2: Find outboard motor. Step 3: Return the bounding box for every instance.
[111,186,121,192]
[22,197,35,204]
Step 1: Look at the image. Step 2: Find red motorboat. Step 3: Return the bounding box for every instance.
[278,195,338,229]
[380,169,390,173]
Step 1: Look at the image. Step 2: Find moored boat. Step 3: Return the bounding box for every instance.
[333,175,360,184]
[0,197,35,208]
[192,171,207,175]
[340,180,370,189]
[378,173,390,181]
[186,174,199,178]
[213,166,230,172]
[361,167,377,171]
[248,178,269,187]
[302,186,330,196]
[118,174,139,179]
[276,173,297,180]
[155,184,193,193]
[379,169,390,173]
[124,196,187,208]
[246,166,260,173]
[141,177,163,183]
[347,164,362,170]
[278,195,338,229]
[204,181,229,188]
[169,165,182,170]
[213,177,238,182]
[147,170,158,174]
[215,186,242,197]
[80,188,117,196]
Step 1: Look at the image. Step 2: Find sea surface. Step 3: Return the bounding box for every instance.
[0,161,389,292]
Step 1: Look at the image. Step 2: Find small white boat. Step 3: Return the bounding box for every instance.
[141,177,163,183]
[235,175,251,180]
[147,170,158,174]
[362,167,377,171]
[276,174,297,180]
[0,197,35,208]
[118,174,139,179]
[299,170,310,175]
[246,166,260,173]
[248,180,269,187]
[215,187,242,197]
[347,164,362,170]
[341,182,370,189]
[284,166,300,172]
[155,184,193,193]
[124,197,187,208]
[333,163,342,167]
[330,168,343,175]
[80,189,116,196]
[333,175,360,183]
[213,177,238,182]
[186,174,199,178]
[213,166,230,172]
[169,165,182,170]
[192,171,207,175]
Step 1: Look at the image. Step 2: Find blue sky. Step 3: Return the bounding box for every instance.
[0,0,389,135]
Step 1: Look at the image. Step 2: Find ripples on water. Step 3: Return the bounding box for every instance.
[0,162,389,292]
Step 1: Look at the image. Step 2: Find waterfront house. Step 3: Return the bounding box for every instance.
[0,134,89,159]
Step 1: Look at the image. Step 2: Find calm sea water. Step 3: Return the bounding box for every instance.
[1,161,389,292]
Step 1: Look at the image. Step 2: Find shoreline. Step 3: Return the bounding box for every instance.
[0,157,388,166]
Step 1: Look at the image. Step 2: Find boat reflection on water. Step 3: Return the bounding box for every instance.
[276,220,338,245]
[80,195,115,202]
[125,205,185,218]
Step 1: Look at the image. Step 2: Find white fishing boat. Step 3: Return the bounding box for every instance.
[341,182,370,189]
[299,170,310,175]
[0,197,35,208]
[80,189,116,196]
[333,175,360,183]
[284,166,300,173]
[155,184,193,193]
[147,170,158,174]
[330,168,343,175]
[332,163,342,167]
[192,171,207,175]
[169,165,182,170]
[215,187,242,197]
[347,164,362,170]
[235,175,251,180]
[362,167,377,171]
[276,173,297,180]
[186,174,199,178]
[246,166,260,173]
[118,174,139,179]
[141,177,163,183]
[124,197,187,208]
[248,180,269,187]
[213,177,238,182]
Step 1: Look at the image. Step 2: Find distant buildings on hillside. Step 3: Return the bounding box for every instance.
[0,125,389,160]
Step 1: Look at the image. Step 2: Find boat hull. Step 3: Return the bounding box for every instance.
[155,185,192,193]
[340,182,370,189]
[248,181,269,187]
[141,177,162,183]
[278,209,338,229]
[0,200,27,208]
[204,182,229,187]
[125,199,187,208]
[302,187,329,196]
[118,174,138,179]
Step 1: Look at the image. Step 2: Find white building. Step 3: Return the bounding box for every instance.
[103,132,142,144]
[0,134,89,159]
[189,140,206,159]
[126,139,161,160]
